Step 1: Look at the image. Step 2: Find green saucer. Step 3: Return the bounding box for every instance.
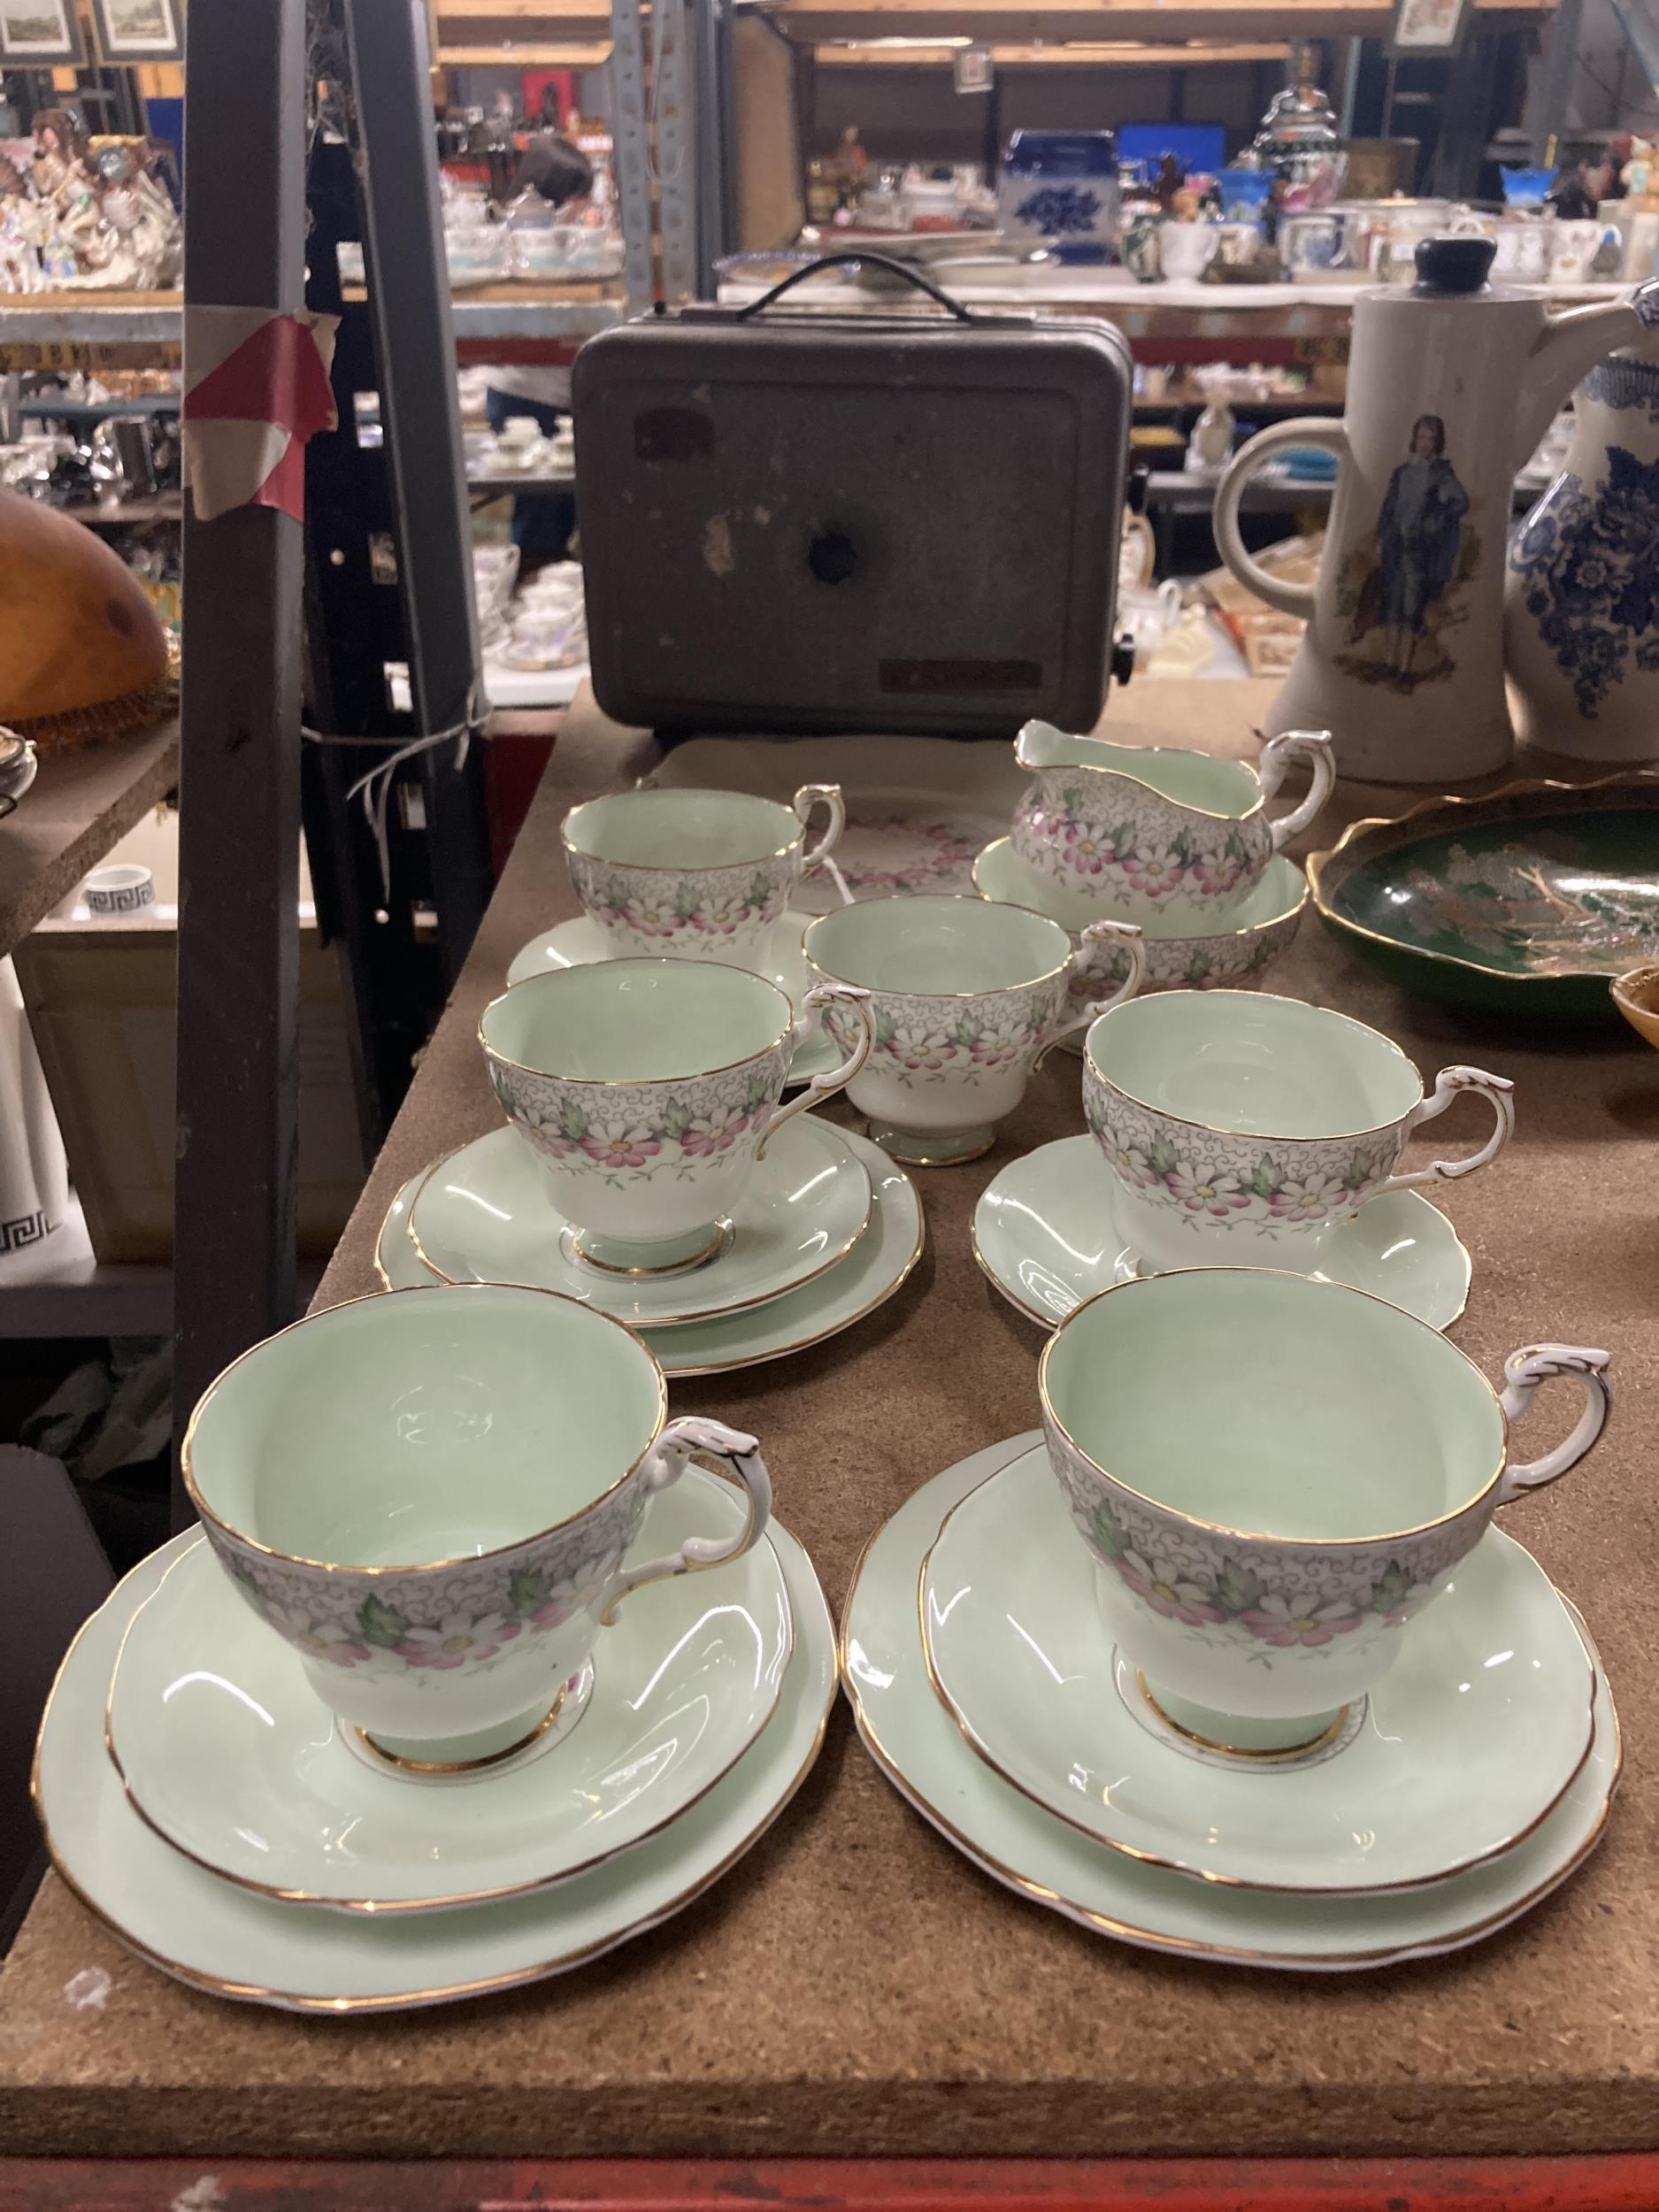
[379,1126,924,1378]
[37,1521,834,2013]
[922,1446,1595,1894]
[972,1134,1471,1333]
[1309,775,1659,1018]
[841,1436,1621,1971]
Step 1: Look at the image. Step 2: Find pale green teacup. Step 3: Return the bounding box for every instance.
[803,894,1142,1166]
[562,784,843,969]
[183,1284,776,1768]
[480,958,872,1271]
[1083,989,1515,1274]
[1041,1269,1610,1755]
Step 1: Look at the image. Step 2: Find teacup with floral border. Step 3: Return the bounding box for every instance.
[1041,1267,1611,1753]
[1082,988,1515,1275]
[563,784,845,969]
[1010,722,1334,926]
[480,958,872,1271]
[802,894,1145,1167]
[181,1283,779,1769]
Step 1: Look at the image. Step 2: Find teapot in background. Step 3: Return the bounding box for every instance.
[1213,236,1643,785]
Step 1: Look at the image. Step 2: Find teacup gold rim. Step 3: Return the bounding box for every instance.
[478,957,795,1086]
[1083,986,1426,1141]
[1305,770,1659,991]
[38,1544,837,2012]
[102,1529,798,1916]
[1036,1268,1510,1548]
[1014,728,1267,826]
[837,1474,1623,1970]
[971,838,1310,939]
[561,787,807,872]
[179,1284,671,1579]
[917,1482,1599,1892]
[802,892,1075,1001]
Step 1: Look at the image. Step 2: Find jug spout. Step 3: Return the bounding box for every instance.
[1516,297,1644,469]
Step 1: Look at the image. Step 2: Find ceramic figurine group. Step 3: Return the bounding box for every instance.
[0,115,180,295]
[35,720,1620,2005]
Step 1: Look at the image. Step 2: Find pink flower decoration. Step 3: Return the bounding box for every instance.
[1240,1594,1364,1648]
[681,1108,749,1157]
[1165,1164,1254,1218]
[398,1614,522,1670]
[580,1122,662,1170]
[1116,1548,1226,1626]
[265,1605,373,1670]
[1267,1171,1347,1223]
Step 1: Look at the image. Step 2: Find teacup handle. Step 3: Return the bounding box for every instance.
[793,782,846,873]
[1377,1066,1516,1194]
[754,982,873,1161]
[1494,1346,1612,1503]
[599,1416,773,1625]
[1033,920,1145,1070]
[1258,729,1336,854]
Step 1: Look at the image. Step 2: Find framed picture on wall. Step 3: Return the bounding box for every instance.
[1386,0,1471,55]
[0,0,84,65]
[89,0,182,63]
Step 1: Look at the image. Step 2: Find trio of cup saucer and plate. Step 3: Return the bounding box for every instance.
[33,736,1622,2006]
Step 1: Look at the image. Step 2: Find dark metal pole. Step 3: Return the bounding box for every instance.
[172,0,305,1522]
[342,0,492,986]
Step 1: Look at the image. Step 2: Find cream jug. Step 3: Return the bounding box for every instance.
[1214,236,1642,784]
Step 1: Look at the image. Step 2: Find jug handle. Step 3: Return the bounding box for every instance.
[1213,419,1349,619]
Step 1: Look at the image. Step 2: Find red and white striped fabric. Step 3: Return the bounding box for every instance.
[181,306,340,523]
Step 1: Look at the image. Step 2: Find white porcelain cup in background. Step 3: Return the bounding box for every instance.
[81,864,155,918]
[1157,221,1219,282]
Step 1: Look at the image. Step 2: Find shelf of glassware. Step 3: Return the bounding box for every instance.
[0,284,626,365]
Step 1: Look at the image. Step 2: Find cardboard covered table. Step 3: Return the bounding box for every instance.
[2,683,1655,2194]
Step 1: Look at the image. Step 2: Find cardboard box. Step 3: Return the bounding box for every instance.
[15,924,365,1265]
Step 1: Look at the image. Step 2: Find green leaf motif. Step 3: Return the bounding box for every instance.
[1249,1156,1279,1200]
[1344,1152,1373,1192]
[662,1099,694,1141]
[1088,1497,1127,1561]
[558,1099,589,1142]
[674,885,698,919]
[1148,1133,1181,1177]
[357,1593,409,1649]
[1371,1561,1415,1614]
[1212,1562,1262,1616]
[873,1006,898,1046]
[509,1567,550,1617]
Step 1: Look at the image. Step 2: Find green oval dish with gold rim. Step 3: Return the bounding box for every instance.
[1308,774,1659,1019]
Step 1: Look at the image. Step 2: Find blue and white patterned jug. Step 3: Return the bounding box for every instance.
[997,132,1120,265]
[1506,285,1659,763]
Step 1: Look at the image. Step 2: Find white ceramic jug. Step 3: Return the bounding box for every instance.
[1214,235,1642,784]
[1506,287,1659,762]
